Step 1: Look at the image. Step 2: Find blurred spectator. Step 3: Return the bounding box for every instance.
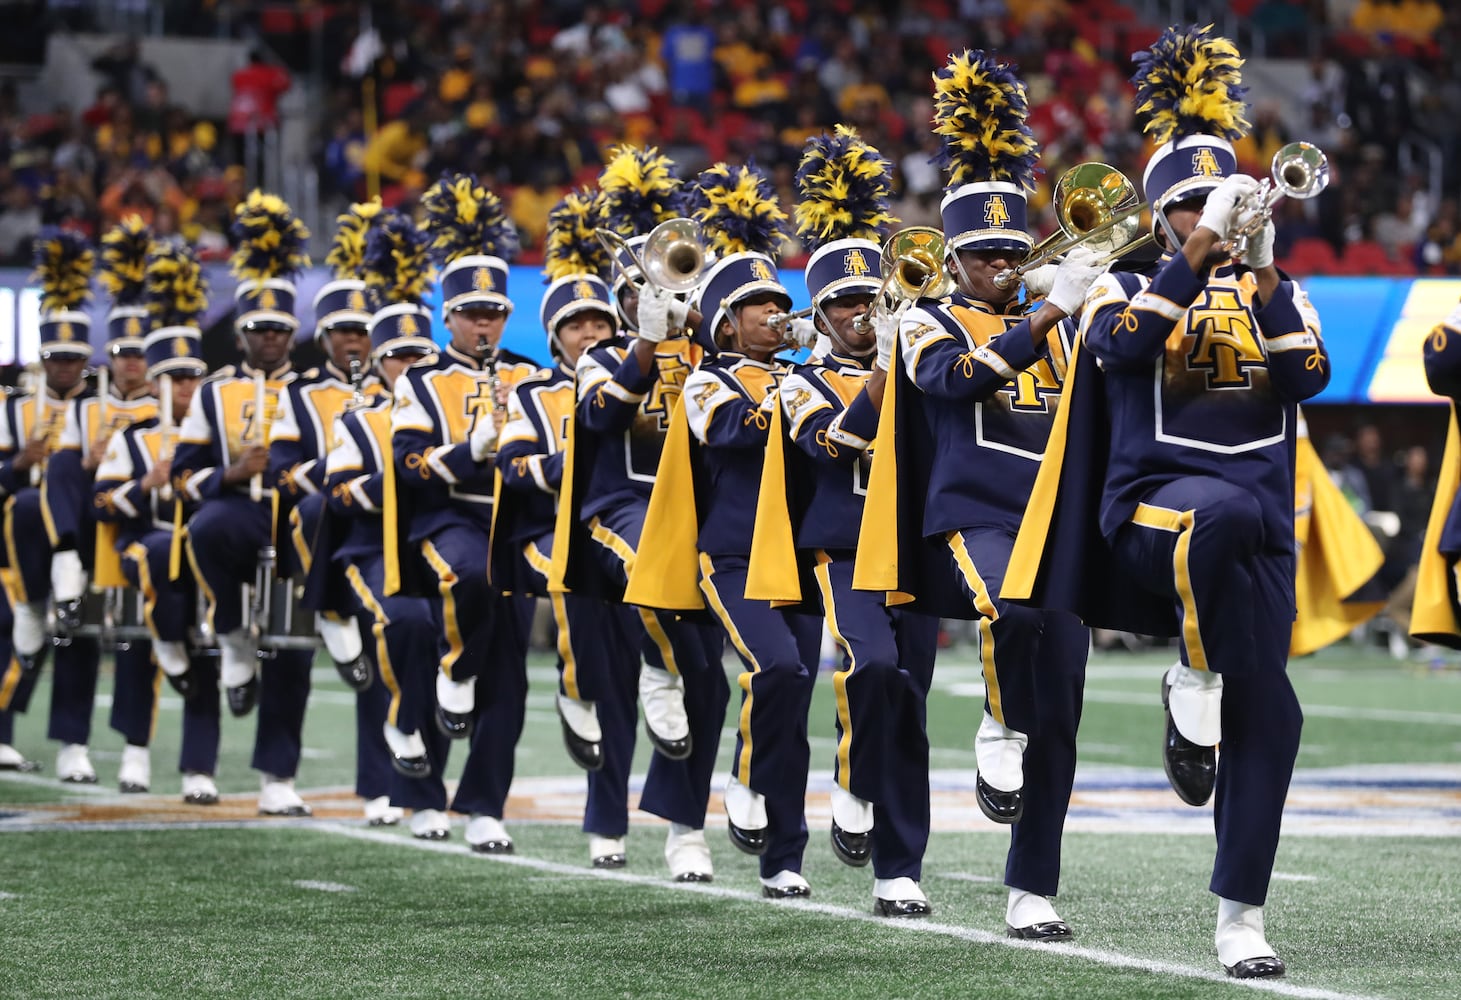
[229,50,292,139]
[1354,424,1397,512]
[1324,433,1373,512]
[90,36,157,105]
[1233,101,1291,176]
[98,165,187,228]
[662,9,716,111]
[323,108,367,201]
[0,184,41,265]
[361,108,429,188]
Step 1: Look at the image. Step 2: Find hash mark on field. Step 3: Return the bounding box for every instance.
[291,879,357,893]
[1271,872,1319,882]
[0,891,18,900]
[940,872,1001,884]
[314,823,1387,1000]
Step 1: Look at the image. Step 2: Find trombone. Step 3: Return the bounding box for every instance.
[595,217,709,296]
[1227,141,1330,261]
[992,162,1152,291]
[852,227,954,334]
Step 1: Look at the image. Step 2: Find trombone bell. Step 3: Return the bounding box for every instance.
[880,227,954,302]
[641,217,709,294]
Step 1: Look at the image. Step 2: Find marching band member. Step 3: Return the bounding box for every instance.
[549,145,729,881]
[859,51,1104,931]
[627,162,814,895]
[388,175,537,851]
[0,230,100,782]
[494,190,638,865]
[317,211,438,831]
[46,217,160,791]
[269,199,384,692]
[748,126,944,914]
[1413,305,1461,650]
[92,286,223,805]
[173,191,315,817]
[1005,27,1329,977]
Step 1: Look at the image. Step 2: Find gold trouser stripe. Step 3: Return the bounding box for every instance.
[290,507,312,574]
[637,608,681,679]
[975,617,1003,725]
[147,659,163,744]
[588,516,637,574]
[946,532,999,620]
[4,497,28,605]
[0,655,22,709]
[1131,502,1209,672]
[183,530,219,633]
[124,543,160,636]
[698,552,759,785]
[812,551,855,791]
[346,564,399,728]
[527,537,580,698]
[420,540,464,679]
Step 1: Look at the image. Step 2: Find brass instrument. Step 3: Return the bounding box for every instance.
[347,356,366,410]
[596,217,709,296]
[20,366,47,487]
[1228,142,1330,261]
[480,334,503,448]
[766,306,814,335]
[158,374,175,502]
[852,227,953,334]
[992,162,1151,291]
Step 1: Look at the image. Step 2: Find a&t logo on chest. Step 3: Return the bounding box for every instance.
[1184,288,1265,390]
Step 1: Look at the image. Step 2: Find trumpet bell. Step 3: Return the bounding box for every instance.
[1052,161,1143,257]
[1271,141,1329,201]
[880,226,954,301]
[641,217,709,294]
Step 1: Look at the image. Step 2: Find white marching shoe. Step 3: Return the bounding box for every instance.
[1006,889,1073,941]
[0,743,38,772]
[723,775,768,856]
[760,870,811,899]
[1216,898,1286,979]
[153,640,191,679]
[56,743,97,784]
[974,710,1027,823]
[219,629,260,717]
[1165,661,1224,746]
[639,666,690,759]
[466,815,513,855]
[873,877,931,918]
[118,744,151,793]
[317,612,371,691]
[258,775,311,817]
[12,600,48,659]
[363,795,404,827]
[556,692,604,772]
[829,785,874,867]
[181,772,219,805]
[665,823,713,882]
[589,835,626,869]
[410,809,450,840]
[50,550,87,603]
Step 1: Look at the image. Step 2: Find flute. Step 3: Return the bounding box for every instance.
[249,373,266,502]
[158,374,174,503]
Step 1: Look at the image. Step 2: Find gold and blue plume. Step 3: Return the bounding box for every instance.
[31,227,95,315]
[420,172,520,266]
[598,145,683,237]
[144,239,208,329]
[1130,24,1249,144]
[228,189,311,281]
[325,197,384,280]
[98,215,152,307]
[794,124,899,252]
[685,161,790,259]
[931,50,1040,192]
[544,188,611,281]
[361,208,433,310]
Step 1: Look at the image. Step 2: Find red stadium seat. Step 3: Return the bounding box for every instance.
[1340,240,1400,275]
[1281,237,1339,276]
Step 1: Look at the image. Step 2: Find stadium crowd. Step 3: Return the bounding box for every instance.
[2,0,1460,273]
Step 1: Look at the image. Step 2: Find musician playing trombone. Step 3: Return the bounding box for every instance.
[93,327,222,806]
[861,52,1104,935]
[172,191,315,817]
[1006,28,1330,978]
[387,179,537,852]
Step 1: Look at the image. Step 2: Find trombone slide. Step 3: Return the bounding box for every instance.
[159,374,175,503]
[249,375,265,502]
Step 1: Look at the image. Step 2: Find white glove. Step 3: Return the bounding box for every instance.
[1245,219,1276,269]
[635,284,691,343]
[1046,246,1105,317]
[1021,263,1059,299]
[758,390,779,413]
[872,302,908,372]
[786,317,819,349]
[1196,174,1261,241]
[469,412,498,461]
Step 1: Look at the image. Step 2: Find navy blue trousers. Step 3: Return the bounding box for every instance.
[947,527,1088,898]
[1109,476,1303,906]
[526,534,641,838]
[814,551,940,881]
[414,522,532,818]
[700,552,820,878]
[343,552,434,803]
[588,499,729,829]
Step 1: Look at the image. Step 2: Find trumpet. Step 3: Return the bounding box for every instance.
[852,227,952,334]
[992,162,1152,291]
[596,217,710,297]
[1227,142,1330,261]
[767,307,814,335]
[479,333,503,437]
[347,355,367,410]
[158,374,175,502]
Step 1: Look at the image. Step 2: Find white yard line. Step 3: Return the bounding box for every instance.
[291,879,357,893]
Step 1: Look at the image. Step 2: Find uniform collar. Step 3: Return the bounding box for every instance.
[444,343,489,370]
[953,292,1027,317]
[240,360,293,380]
[715,351,776,370]
[110,383,153,401]
[822,350,874,371]
[556,360,575,379]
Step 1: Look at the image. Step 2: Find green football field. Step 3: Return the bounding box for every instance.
[2,640,1459,999]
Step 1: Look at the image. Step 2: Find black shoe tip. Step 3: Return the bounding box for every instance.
[645,725,692,761]
[830,823,872,868]
[975,776,1023,824]
[728,821,769,857]
[1225,956,1286,979]
[1007,921,1073,942]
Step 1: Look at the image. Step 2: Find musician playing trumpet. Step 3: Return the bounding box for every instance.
[93,328,222,806]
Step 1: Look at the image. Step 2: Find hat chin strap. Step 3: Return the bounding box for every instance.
[816,304,874,359]
[1154,206,1184,257]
